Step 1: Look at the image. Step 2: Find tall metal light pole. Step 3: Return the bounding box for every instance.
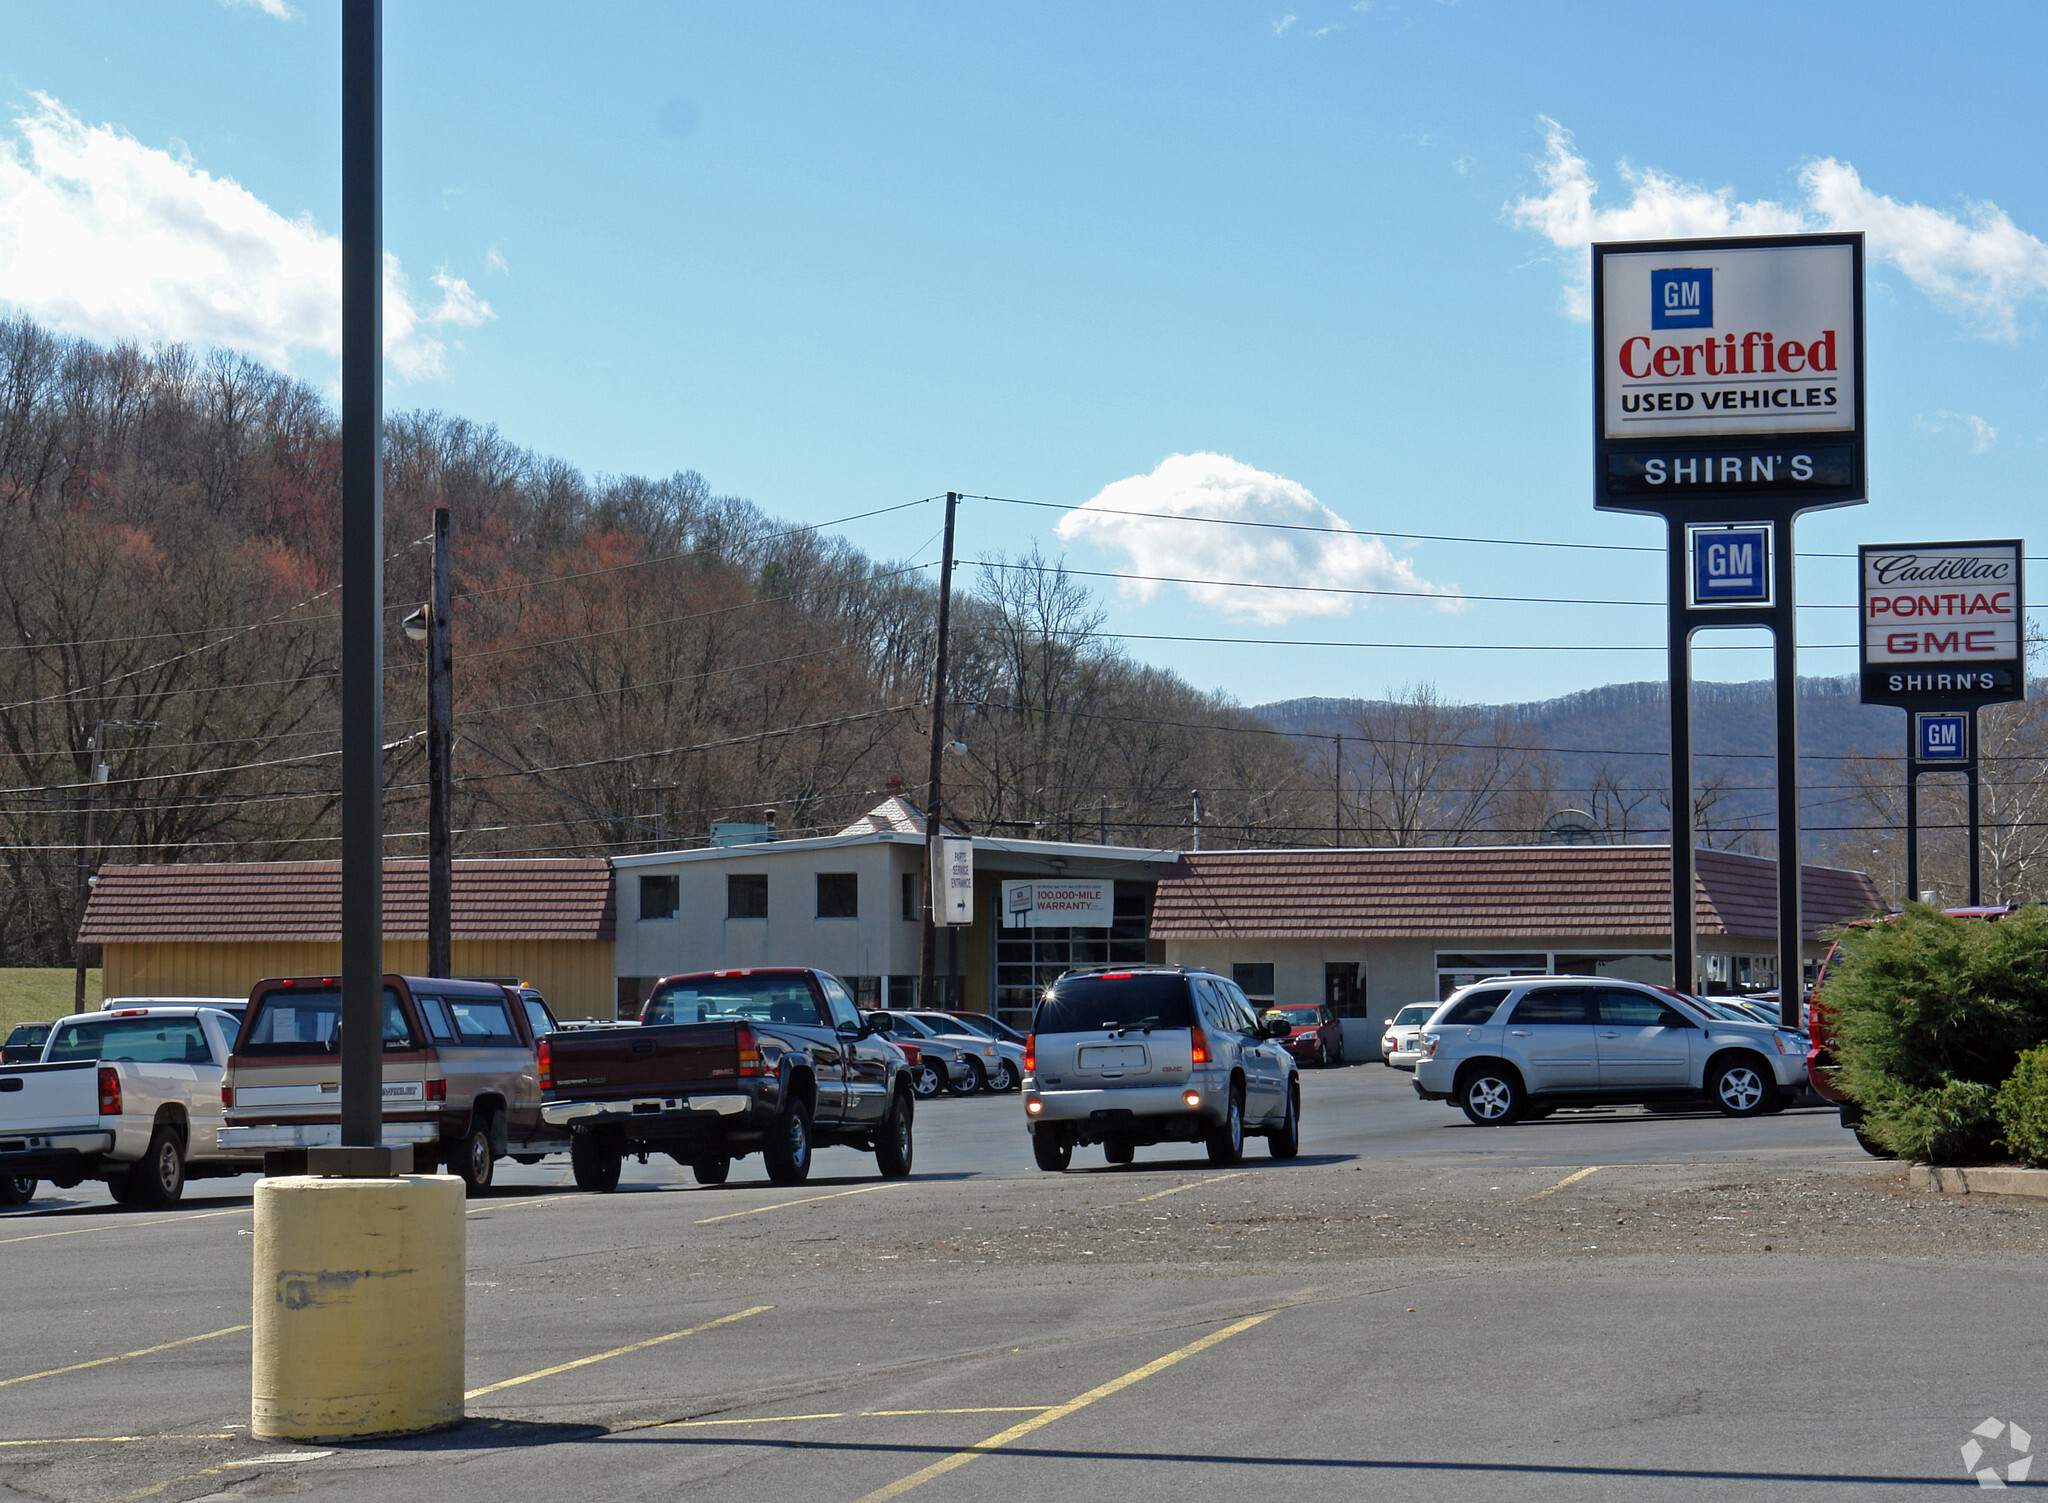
[336,0,388,1162]
[918,491,959,1010]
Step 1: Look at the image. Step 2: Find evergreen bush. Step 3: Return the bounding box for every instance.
[1992,1045,2048,1167]
[1827,904,2048,1162]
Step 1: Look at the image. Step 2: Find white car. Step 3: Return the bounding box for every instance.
[1380,1003,1438,1069]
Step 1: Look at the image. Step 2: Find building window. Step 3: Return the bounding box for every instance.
[639,874,679,921]
[727,873,768,919]
[887,975,918,1009]
[994,883,1151,1030]
[817,872,858,918]
[901,872,920,921]
[1231,964,1275,1001]
[847,975,882,1008]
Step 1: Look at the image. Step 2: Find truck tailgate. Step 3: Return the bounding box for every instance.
[546,1023,739,1098]
[0,1060,103,1135]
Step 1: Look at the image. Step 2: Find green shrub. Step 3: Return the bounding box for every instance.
[1993,1045,2048,1167]
[1827,904,2048,1162]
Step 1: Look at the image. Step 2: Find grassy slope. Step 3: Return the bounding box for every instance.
[0,969,101,1031]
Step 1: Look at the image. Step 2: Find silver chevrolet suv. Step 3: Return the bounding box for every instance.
[1023,966,1300,1169]
[1412,976,1808,1125]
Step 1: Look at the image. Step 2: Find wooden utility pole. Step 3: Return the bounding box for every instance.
[918,492,959,1009]
[426,506,452,978]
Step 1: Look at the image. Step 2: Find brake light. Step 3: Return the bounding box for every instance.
[735,1023,764,1079]
[537,1038,551,1092]
[1189,1026,1210,1066]
[1100,972,1134,979]
[112,1008,148,1017]
[1023,1034,1035,1073]
[98,1066,121,1116]
[221,1083,233,1108]
[425,1078,447,1101]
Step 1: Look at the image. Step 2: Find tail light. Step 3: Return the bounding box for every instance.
[98,1066,121,1116]
[735,1023,764,1079]
[221,1083,233,1109]
[425,1078,447,1101]
[1189,1026,1211,1066]
[537,1038,551,1092]
[1023,1034,1036,1073]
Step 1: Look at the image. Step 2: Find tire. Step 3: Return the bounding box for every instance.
[121,1124,187,1209]
[1851,1125,1895,1159]
[1522,1105,1557,1121]
[763,1097,813,1186]
[1206,1085,1245,1166]
[454,1114,497,1196]
[1031,1130,1072,1172]
[910,1058,945,1099]
[570,1131,623,1193]
[0,1175,34,1206]
[1459,1068,1524,1127]
[876,1089,915,1179]
[986,1058,1018,1093]
[107,1173,144,1206]
[1708,1057,1776,1118]
[692,1156,731,1186]
[1104,1141,1135,1165]
[949,1057,986,1097]
[1268,1084,1300,1159]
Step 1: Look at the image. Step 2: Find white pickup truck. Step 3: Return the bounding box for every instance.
[0,1005,257,1208]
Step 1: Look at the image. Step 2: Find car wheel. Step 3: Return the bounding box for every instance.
[1206,1085,1245,1166]
[570,1131,623,1193]
[0,1175,35,1206]
[986,1058,1018,1093]
[454,1114,497,1196]
[950,1057,986,1097]
[1459,1068,1524,1126]
[123,1124,187,1209]
[1522,1105,1557,1121]
[1031,1130,1072,1172]
[1268,1084,1300,1159]
[1709,1057,1775,1117]
[763,1097,814,1186]
[1852,1124,1895,1159]
[911,1059,945,1099]
[691,1156,731,1186]
[1104,1141,1135,1165]
[876,1089,915,1178]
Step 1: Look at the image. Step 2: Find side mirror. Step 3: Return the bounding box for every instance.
[1264,1018,1292,1040]
[837,1020,866,1040]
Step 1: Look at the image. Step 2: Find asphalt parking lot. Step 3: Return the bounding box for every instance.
[5,1062,2044,1502]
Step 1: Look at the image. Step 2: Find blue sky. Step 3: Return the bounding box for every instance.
[6,1,2046,709]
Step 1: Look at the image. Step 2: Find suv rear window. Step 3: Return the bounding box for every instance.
[1436,988,1510,1026]
[1036,974,1195,1034]
[646,974,823,1026]
[239,988,415,1055]
[47,1018,212,1065]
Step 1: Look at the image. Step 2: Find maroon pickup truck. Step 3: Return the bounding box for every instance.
[539,967,916,1190]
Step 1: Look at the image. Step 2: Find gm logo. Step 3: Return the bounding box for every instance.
[1916,713,1968,764]
[1690,524,1770,607]
[1651,267,1713,330]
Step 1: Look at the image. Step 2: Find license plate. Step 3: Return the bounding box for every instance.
[1078,1044,1148,1071]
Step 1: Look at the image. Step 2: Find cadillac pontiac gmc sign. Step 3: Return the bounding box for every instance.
[1860,541,2025,708]
[1594,233,1865,513]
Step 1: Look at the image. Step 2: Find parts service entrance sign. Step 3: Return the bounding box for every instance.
[1860,541,2025,708]
[1595,234,1865,514]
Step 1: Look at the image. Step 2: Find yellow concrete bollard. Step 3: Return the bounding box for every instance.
[251,1174,466,1441]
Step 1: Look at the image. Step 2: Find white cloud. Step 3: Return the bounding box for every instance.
[0,94,492,381]
[1273,14,1298,35]
[1918,410,1999,453]
[222,0,295,16]
[1509,118,2048,338]
[1056,452,1463,626]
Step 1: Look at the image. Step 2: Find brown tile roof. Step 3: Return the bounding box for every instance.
[1148,845,1881,944]
[80,859,615,944]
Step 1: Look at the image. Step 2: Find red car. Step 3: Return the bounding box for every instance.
[1264,1002,1345,1067]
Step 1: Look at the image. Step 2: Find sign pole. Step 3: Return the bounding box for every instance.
[1771,513,1803,1022]
[1967,708,1982,906]
[1904,741,1919,903]
[1665,519,1695,994]
[919,491,959,1009]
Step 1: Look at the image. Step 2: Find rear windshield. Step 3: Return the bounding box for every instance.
[1276,1006,1323,1026]
[239,988,416,1056]
[646,975,823,1027]
[1436,988,1510,1026]
[47,1017,213,1065]
[1394,1005,1436,1026]
[1036,975,1194,1034]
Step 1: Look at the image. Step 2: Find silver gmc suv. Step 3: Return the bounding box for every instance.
[1023,966,1300,1169]
[1412,977,1808,1125]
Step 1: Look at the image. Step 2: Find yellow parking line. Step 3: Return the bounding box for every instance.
[0,1434,235,1449]
[661,1412,847,1429]
[862,1407,1053,1417]
[659,1406,1053,1430]
[694,1184,900,1225]
[0,1206,249,1247]
[1524,1166,1603,1202]
[1123,1171,1248,1205]
[465,1305,772,1400]
[853,1309,1279,1502]
[467,1192,577,1216]
[0,1326,247,1390]
[108,1452,331,1503]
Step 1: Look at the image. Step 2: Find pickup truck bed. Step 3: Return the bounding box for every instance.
[540,967,916,1190]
